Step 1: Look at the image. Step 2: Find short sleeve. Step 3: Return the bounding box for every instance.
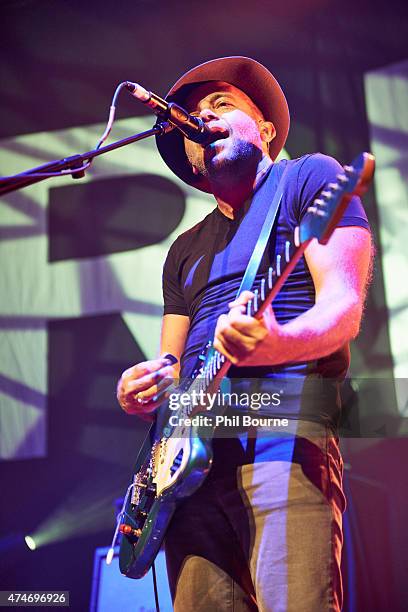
[162,239,189,316]
[296,153,370,231]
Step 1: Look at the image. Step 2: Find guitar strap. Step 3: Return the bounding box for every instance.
[236,159,293,298]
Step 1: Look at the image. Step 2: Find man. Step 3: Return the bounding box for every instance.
[117,57,372,611]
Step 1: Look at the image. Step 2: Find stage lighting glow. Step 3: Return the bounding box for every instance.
[26,478,121,549]
[25,535,36,551]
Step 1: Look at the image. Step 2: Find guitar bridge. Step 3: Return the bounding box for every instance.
[131,472,149,506]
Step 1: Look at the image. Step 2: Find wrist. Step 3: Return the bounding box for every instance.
[260,319,298,365]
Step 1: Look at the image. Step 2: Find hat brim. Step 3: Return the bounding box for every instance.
[155,56,290,193]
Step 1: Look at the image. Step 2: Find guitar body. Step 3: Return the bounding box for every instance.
[119,410,214,578]
[118,152,375,579]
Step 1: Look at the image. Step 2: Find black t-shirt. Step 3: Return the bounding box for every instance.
[162,154,370,427]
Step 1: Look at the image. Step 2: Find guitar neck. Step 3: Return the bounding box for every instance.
[254,240,309,318]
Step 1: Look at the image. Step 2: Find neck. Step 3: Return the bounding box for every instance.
[212,155,273,219]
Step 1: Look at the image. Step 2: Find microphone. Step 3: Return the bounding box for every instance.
[125,81,229,146]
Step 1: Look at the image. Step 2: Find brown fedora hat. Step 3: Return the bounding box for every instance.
[155,56,290,193]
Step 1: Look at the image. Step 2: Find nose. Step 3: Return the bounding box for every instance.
[199,107,219,123]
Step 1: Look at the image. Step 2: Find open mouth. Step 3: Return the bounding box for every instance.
[204,125,230,147]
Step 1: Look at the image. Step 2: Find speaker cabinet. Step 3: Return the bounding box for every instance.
[90,546,173,611]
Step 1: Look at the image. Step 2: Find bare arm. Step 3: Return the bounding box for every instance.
[277,226,372,360]
[117,314,189,415]
[160,314,190,376]
[213,226,372,366]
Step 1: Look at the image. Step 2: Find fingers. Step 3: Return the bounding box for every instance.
[213,336,241,365]
[228,290,254,309]
[214,314,258,364]
[126,364,174,394]
[213,315,239,363]
[213,305,272,365]
[213,328,259,364]
[117,355,178,416]
[121,356,173,381]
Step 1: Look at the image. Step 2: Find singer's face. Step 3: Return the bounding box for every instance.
[183,82,272,185]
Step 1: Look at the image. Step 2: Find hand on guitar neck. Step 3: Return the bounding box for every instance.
[213,289,280,366]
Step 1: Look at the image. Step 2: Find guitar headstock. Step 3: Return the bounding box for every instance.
[298,152,375,245]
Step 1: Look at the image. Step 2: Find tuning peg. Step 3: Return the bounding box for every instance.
[308,207,327,217]
[328,182,341,191]
[294,226,300,247]
[260,277,266,301]
[253,289,259,312]
[336,173,349,184]
[212,355,217,376]
[216,351,222,368]
[285,241,290,262]
[268,267,274,289]
[276,254,281,276]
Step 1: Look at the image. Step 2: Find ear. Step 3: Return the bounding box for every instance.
[191,165,199,176]
[259,121,276,144]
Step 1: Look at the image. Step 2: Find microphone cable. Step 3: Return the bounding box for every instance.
[0,81,166,181]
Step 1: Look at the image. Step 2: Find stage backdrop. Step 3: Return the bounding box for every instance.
[1,0,407,610]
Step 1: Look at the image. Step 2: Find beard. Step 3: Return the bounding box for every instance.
[186,132,263,184]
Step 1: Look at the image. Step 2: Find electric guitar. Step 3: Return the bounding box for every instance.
[116,152,375,579]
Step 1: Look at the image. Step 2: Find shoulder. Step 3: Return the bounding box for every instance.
[296,152,344,182]
[276,153,348,223]
[279,153,343,180]
[272,153,340,191]
[283,152,347,200]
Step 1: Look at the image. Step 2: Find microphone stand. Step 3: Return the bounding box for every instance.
[0,121,173,197]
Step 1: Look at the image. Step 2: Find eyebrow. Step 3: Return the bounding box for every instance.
[206,92,236,102]
[188,90,263,121]
[187,91,237,112]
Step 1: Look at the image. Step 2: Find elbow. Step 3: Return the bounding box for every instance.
[345,298,364,342]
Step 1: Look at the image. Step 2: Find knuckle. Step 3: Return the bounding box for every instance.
[163,365,175,379]
[142,362,155,374]
[213,339,222,351]
[123,362,146,379]
[121,368,133,380]
[116,378,124,395]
